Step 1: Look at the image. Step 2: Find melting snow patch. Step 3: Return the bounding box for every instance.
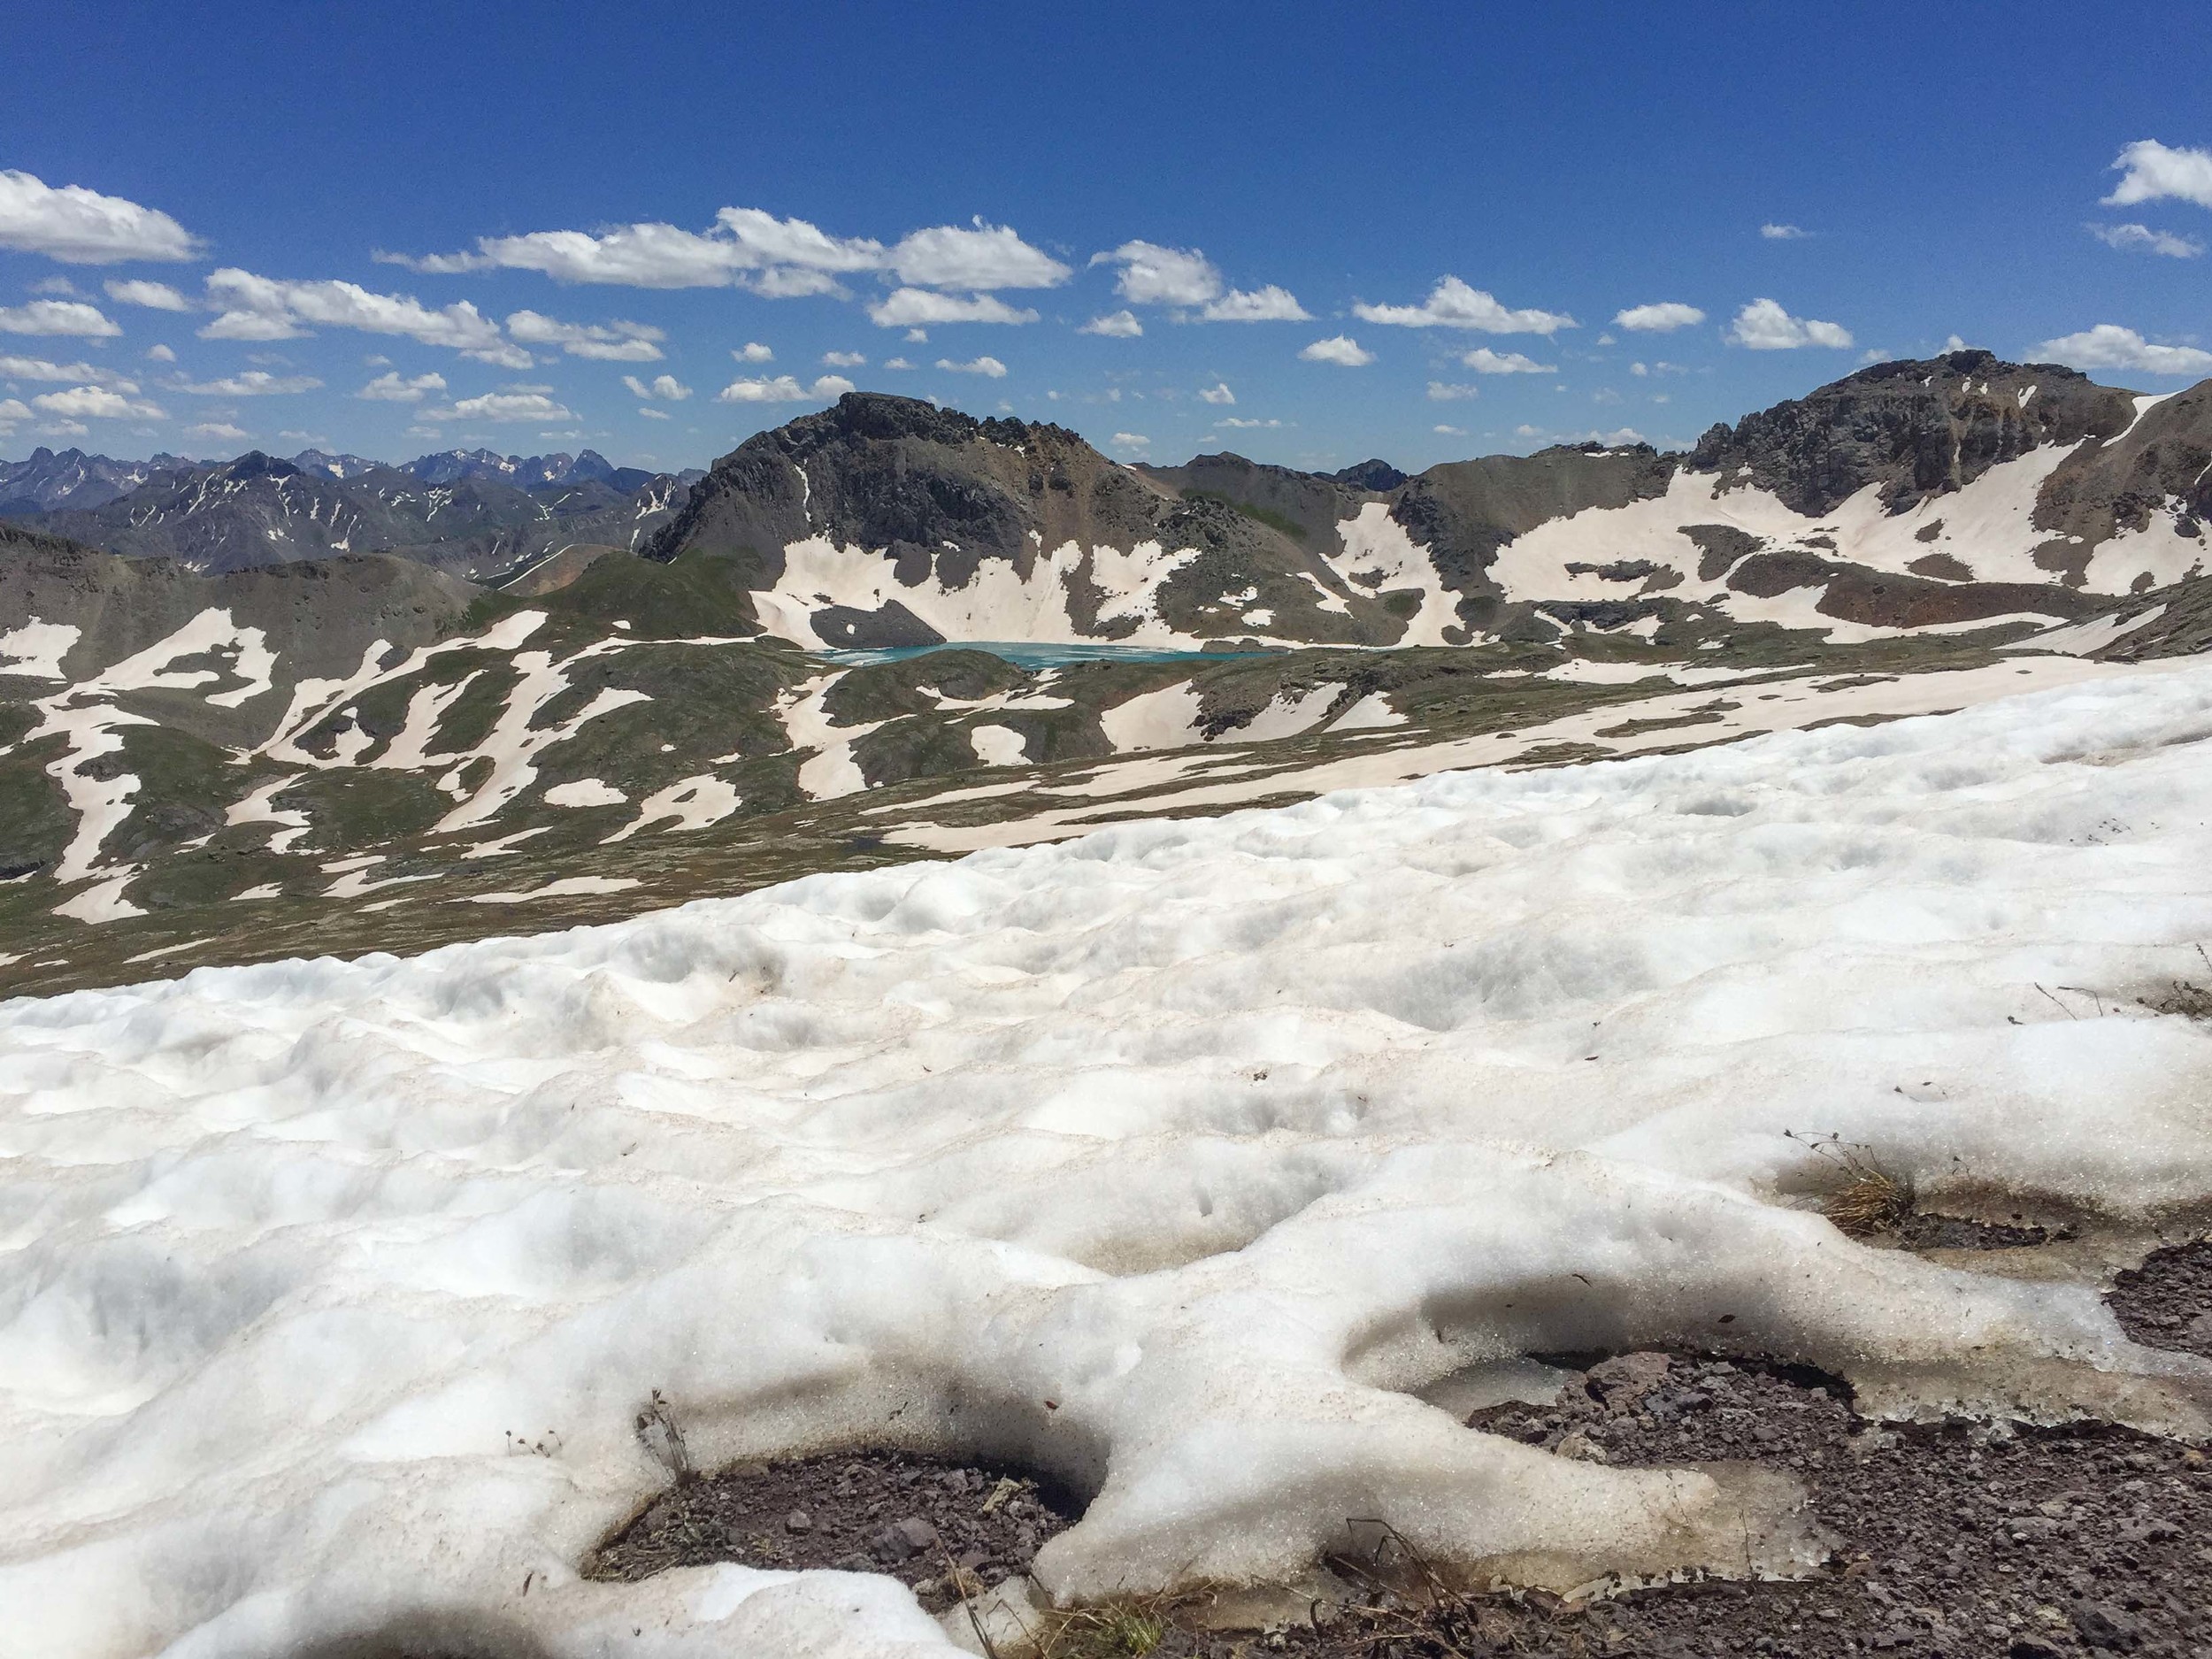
[545,779,628,809]
[458,874,643,903]
[6,667,2212,1655]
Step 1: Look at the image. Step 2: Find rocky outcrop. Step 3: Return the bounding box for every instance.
[1689,349,2136,516]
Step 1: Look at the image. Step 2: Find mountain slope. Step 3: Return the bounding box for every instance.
[646,353,2210,653]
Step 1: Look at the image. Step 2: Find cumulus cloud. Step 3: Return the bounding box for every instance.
[1760,223,1811,240]
[200,270,530,365]
[0,397,32,424]
[177,370,321,396]
[1725,297,1853,349]
[735,342,774,363]
[1425,381,1479,401]
[1613,302,1705,333]
[1110,431,1149,449]
[1198,285,1310,322]
[0,353,138,388]
[1433,424,1466,436]
[2034,323,2212,377]
[357,371,447,402]
[883,357,916,370]
[416,388,577,423]
[2088,222,2202,258]
[0,299,120,337]
[867,289,1037,327]
[936,356,1008,378]
[1353,276,1575,334]
[506,310,664,361]
[1094,242,1221,307]
[30,276,77,296]
[1198,380,1234,404]
[822,349,865,367]
[622,373,693,401]
[1461,346,1554,373]
[1216,417,1282,429]
[716,373,853,403]
[637,407,671,419]
[144,343,176,362]
[104,278,193,311]
[2104,140,2212,211]
[1299,334,1374,366]
[889,220,1069,289]
[1079,311,1143,338]
[185,421,250,442]
[390,207,1065,299]
[0,170,201,264]
[31,385,165,419]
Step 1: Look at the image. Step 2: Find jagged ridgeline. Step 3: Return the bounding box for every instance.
[3,351,2210,987]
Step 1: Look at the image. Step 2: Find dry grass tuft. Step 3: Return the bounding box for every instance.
[1787,1131,1914,1238]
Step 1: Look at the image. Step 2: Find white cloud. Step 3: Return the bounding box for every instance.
[1593,388,1623,405]
[883,357,915,371]
[1613,302,1705,333]
[1094,242,1221,307]
[2034,323,2212,377]
[200,270,530,365]
[1299,334,1374,366]
[867,289,1037,327]
[936,356,1008,378]
[2104,140,2212,211]
[1079,311,1143,338]
[622,373,693,401]
[1198,380,1234,404]
[185,421,250,442]
[2088,222,2202,258]
[1426,381,1479,401]
[735,342,774,363]
[1760,223,1811,240]
[144,342,176,362]
[637,406,671,419]
[178,370,321,396]
[1110,431,1149,449]
[904,328,928,342]
[1432,424,1465,435]
[1725,297,1853,349]
[0,170,201,264]
[416,389,577,423]
[31,385,165,419]
[890,220,1069,289]
[1353,276,1575,334]
[0,396,31,423]
[716,373,851,403]
[1216,417,1282,429]
[822,349,865,367]
[357,371,447,402]
[395,207,1064,298]
[504,310,664,361]
[0,354,137,388]
[1198,285,1310,323]
[30,276,77,296]
[1461,346,1554,373]
[35,419,89,437]
[104,278,193,311]
[0,299,120,337]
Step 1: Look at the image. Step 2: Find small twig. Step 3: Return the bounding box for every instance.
[2033,983,2078,1020]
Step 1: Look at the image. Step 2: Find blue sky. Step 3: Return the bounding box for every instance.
[3,0,2208,476]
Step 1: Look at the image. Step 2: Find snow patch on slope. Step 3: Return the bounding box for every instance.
[5,667,2212,1657]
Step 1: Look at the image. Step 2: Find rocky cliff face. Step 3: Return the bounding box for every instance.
[1689,349,2137,515]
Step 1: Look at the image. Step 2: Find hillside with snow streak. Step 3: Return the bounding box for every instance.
[4,665,2212,1656]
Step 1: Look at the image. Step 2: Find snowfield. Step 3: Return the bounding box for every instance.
[6,664,2212,1657]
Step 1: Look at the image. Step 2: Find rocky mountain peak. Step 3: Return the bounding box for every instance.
[1690,352,2139,516]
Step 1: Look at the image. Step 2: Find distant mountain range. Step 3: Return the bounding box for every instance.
[0,444,707,580]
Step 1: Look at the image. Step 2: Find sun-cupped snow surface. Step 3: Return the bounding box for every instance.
[8,668,2212,1658]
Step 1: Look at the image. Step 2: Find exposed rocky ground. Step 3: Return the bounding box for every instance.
[583,1237,2212,1659]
